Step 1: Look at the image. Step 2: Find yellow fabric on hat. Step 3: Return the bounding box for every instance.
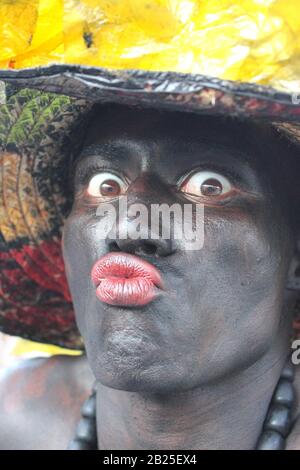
[0,1,300,93]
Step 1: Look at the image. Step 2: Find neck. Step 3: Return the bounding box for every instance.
[96,343,290,450]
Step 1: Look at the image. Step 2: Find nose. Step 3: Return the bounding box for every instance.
[105,175,177,257]
[106,235,175,257]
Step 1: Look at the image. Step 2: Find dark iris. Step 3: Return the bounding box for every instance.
[100,179,121,197]
[201,178,223,196]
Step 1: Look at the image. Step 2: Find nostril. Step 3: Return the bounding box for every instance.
[136,241,157,256]
[106,237,174,257]
[107,241,120,252]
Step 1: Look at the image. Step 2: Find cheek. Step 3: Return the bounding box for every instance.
[63,206,110,265]
[165,210,291,385]
[204,206,285,288]
[189,208,290,355]
[62,211,105,331]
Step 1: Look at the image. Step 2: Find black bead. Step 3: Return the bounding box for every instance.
[256,430,285,450]
[273,380,295,408]
[264,404,292,437]
[67,438,94,450]
[281,362,294,382]
[75,417,97,443]
[81,394,96,418]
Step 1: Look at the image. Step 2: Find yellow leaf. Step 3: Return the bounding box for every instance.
[0,0,299,92]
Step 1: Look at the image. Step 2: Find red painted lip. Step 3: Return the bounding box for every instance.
[91,252,164,306]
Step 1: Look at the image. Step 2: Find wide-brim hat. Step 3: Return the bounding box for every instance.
[0,1,300,350]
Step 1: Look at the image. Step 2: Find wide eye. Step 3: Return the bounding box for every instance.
[86,172,128,198]
[180,170,232,198]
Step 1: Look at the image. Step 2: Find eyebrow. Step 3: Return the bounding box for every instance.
[80,139,142,161]
[74,142,139,182]
[81,142,120,156]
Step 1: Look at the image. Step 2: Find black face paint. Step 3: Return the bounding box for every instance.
[63,105,297,393]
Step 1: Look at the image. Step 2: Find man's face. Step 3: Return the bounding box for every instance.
[63,106,294,392]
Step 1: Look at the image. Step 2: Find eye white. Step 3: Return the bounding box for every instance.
[180,170,232,197]
[87,172,127,197]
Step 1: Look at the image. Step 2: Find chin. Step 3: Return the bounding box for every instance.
[96,370,161,392]
[86,338,172,392]
[95,368,189,393]
[90,349,196,393]
[86,335,159,391]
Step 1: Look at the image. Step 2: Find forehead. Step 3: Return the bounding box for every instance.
[79,105,280,182]
[83,104,269,150]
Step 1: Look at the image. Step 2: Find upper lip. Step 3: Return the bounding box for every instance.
[91,252,163,287]
[91,252,164,306]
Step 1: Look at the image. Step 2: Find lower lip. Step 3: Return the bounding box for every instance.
[91,253,163,307]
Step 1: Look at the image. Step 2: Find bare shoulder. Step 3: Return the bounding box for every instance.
[286,365,300,450]
[0,354,94,450]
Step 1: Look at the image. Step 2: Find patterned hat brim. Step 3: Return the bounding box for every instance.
[1,65,300,122]
[0,85,92,350]
[0,66,300,349]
